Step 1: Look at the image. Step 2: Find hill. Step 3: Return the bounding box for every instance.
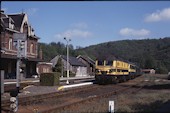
[76,37,170,73]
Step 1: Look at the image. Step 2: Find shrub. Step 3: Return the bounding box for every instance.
[62,71,76,77]
[40,72,60,86]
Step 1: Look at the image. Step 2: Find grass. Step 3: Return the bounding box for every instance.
[115,90,170,112]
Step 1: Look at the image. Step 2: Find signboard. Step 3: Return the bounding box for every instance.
[13,33,27,41]
[13,33,27,58]
[17,40,27,58]
[109,100,114,113]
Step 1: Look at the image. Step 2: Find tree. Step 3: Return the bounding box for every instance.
[53,57,63,73]
[144,55,156,69]
[156,61,168,74]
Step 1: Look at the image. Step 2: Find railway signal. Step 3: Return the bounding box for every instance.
[10,90,18,112]
[12,33,27,112]
[10,97,18,112]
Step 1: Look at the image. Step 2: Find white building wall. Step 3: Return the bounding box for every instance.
[76,67,87,77]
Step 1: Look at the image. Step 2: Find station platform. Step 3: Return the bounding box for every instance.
[4,76,95,85]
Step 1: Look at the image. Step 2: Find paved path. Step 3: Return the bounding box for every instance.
[1,81,94,101]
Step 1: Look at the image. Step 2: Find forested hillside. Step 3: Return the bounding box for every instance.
[77,37,170,73]
[38,37,170,74]
[38,42,77,61]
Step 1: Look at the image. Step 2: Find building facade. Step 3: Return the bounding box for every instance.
[0,10,41,79]
[37,62,53,75]
[77,55,95,76]
[142,69,156,74]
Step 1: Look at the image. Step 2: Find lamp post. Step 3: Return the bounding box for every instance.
[64,37,71,84]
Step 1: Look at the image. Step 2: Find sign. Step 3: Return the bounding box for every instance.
[13,33,27,41]
[13,33,27,58]
[16,40,27,58]
[109,100,114,113]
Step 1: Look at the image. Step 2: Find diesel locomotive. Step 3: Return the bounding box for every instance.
[95,59,141,84]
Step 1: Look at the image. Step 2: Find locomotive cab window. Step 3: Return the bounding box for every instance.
[105,61,113,66]
[97,61,104,66]
[130,65,135,69]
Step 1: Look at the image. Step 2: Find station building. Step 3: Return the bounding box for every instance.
[0,10,41,79]
[51,55,91,77]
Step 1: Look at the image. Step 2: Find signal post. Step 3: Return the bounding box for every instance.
[10,33,27,112]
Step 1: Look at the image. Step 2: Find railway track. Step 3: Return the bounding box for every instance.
[2,77,146,113]
[1,84,99,112]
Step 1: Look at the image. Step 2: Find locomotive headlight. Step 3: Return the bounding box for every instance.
[95,69,101,73]
[108,69,114,73]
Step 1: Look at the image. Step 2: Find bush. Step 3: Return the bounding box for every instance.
[40,72,60,86]
[61,71,76,77]
[65,71,76,77]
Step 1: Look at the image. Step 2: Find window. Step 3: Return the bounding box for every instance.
[117,69,121,72]
[122,70,128,72]
[130,65,135,69]
[46,68,49,73]
[43,68,45,72]
[23,23,28,34]
[43,68,49,73]
[9,23,14,29]
[97,61,104,66]
[105,61,113,66]
[30,43,33,54]
[9,38,12,50]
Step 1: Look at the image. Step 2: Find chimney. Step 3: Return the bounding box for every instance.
[39,47,43,59]
[1,10,4,13]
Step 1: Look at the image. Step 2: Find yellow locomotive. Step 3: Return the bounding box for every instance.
[95,59,141,84]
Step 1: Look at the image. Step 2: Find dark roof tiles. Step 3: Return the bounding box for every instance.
[8,13,25,29]
[61,55,86,67]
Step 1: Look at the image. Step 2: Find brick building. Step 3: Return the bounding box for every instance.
[0,10,41,79]
[37,62,53,75]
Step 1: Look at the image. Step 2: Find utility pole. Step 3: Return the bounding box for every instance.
[64,37,71,84]
[61,59,63,78]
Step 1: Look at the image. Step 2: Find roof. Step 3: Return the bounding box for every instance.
[50,55,61,67]
[1,18,5,28]
[5,28,20,33]
[8,13,25,30]
[61,55,86,67]
[96,55,118,61]
[29,35,40,40]
[77,55,95,65]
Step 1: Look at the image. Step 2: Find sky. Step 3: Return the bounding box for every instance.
[2,1,170,48]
